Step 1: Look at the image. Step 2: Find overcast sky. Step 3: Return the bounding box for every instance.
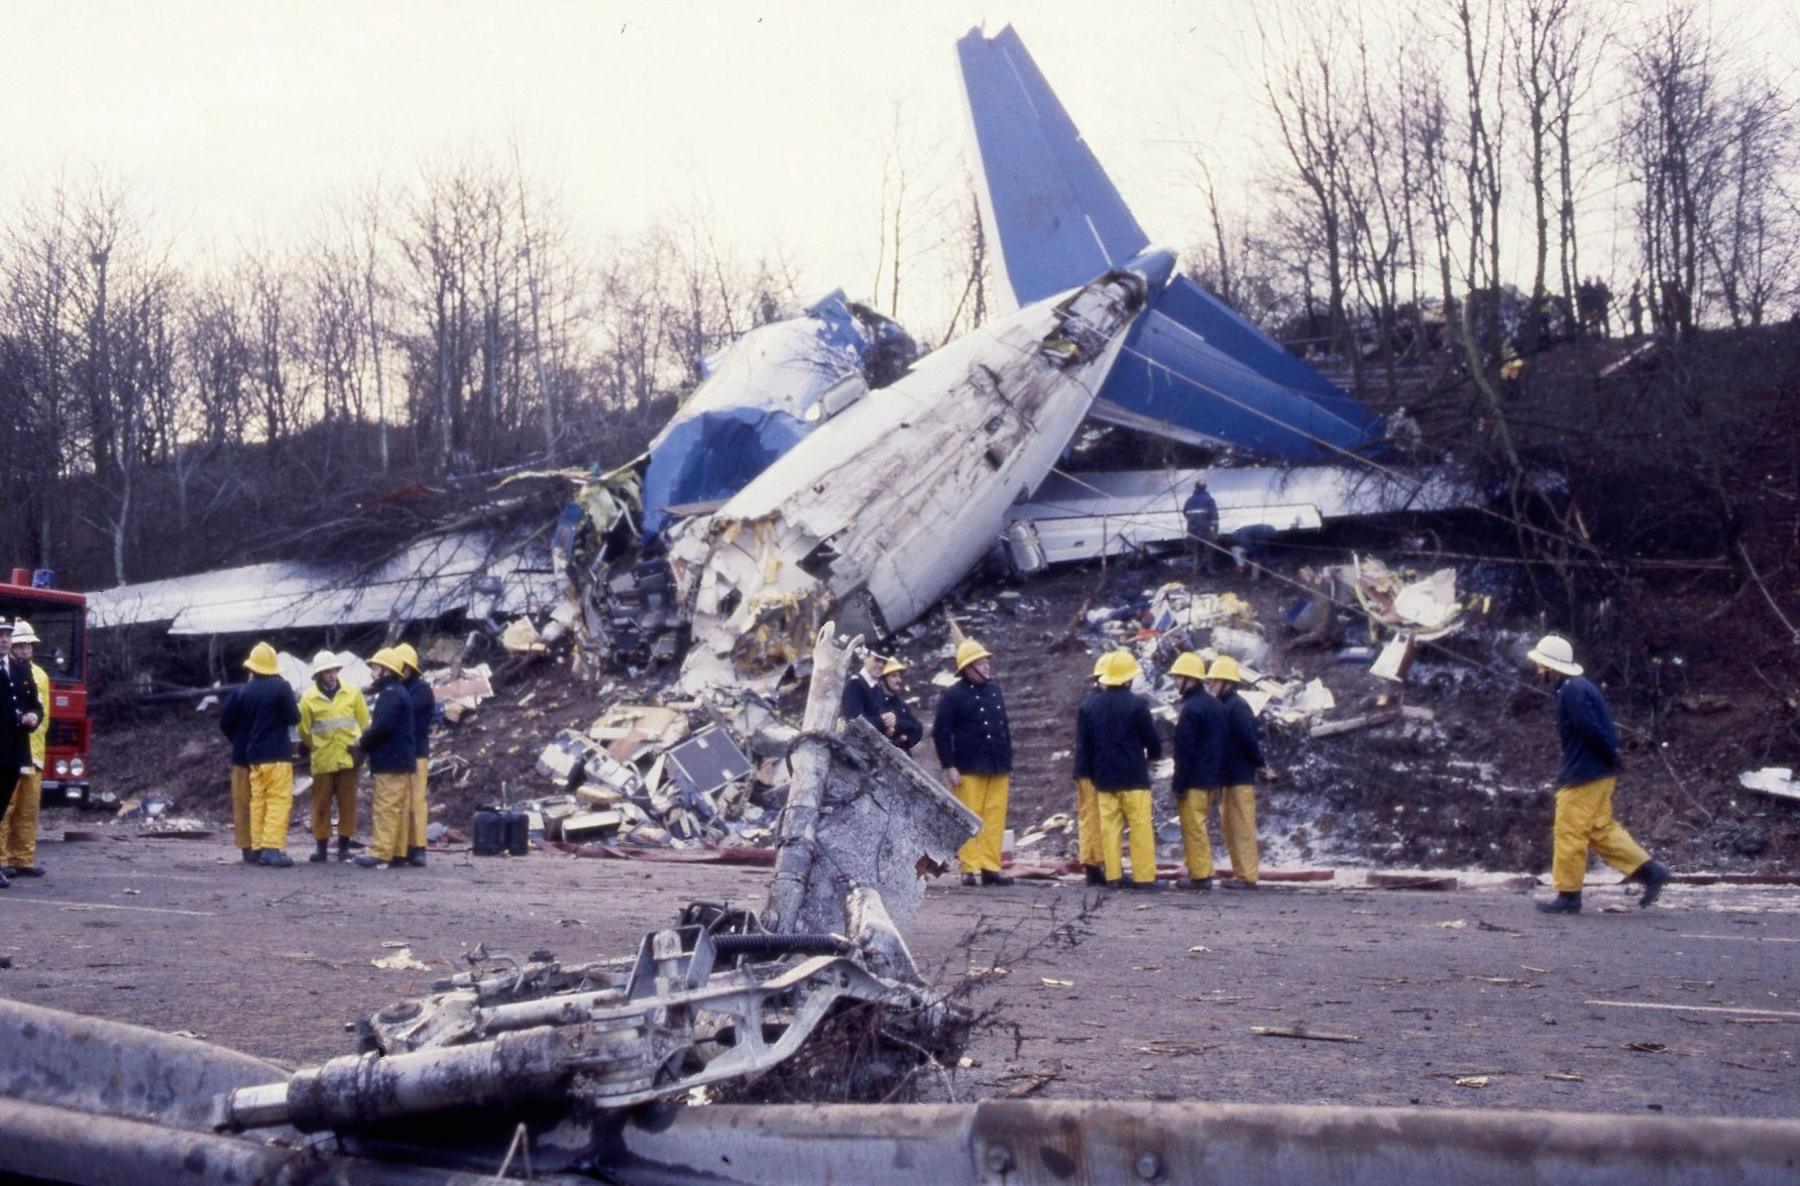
[3,1,1793,329]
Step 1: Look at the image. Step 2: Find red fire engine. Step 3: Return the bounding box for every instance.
[1,568,90,805]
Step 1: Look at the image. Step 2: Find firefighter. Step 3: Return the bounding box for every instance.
[238,641,301,868]
[1069,654,1108,886]
[1528,634,1672,914]
[1077,650,1163,888]
[218,683,254,863]
[1183,477,1221,574]
[932,638,1014,887]
[1170,651,1227,890]
[840,650,887,731]
[395,642,433,867]
[875,658,923,751]
[298,651,368,863]
[1208,654,1271,889]
[0,619,51,879]
[355,648,416,870]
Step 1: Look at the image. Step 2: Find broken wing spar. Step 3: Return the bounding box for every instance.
[666,252,1172,688]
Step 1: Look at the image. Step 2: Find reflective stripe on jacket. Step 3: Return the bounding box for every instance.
[300,682,371,773]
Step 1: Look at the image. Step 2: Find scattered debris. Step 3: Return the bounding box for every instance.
[1250,1026,1363,1043]
[1738,767,1799,807]
[370,948,431,972]
[1454,1075,1491,1089]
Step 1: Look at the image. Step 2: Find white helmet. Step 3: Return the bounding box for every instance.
[9,619,38,645]
[310,650,345,677]
[1526,634,1583,677]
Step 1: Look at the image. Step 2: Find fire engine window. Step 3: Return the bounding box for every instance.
[0,601,83,681]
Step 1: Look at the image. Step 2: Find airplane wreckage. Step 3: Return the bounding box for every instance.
[92,26,1479,689]
[7,630,1799,1186]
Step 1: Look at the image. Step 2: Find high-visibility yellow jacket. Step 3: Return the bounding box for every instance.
[28,662,48,769]
[299,682,370,774]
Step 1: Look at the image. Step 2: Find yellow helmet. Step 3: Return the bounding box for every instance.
[954,639,992,672]
[1097,650,1140,687]
[368,647,407,677]
[393,642,421,674]
[1169,651,1209,681]
[1206,654,1242,683]
[881,657,907,676]
[243,641,281,676]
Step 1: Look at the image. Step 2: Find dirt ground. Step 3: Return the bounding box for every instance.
[3,829,1797,1119]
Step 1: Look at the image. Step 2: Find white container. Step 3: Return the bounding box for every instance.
[1002,827,1017,866]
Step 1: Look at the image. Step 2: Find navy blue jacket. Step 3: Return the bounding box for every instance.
[1172,687,1228,795]
[877,685,924,751]
[1071,686,1101,780]
[841,674,884,732]
[932,677,1012,775]
[1217,688,1264,786]
[1183,487,1220,538]
[1552,676,1620,788]
[1076,686,1162,791]
[405,674,435,760]
[231,674,299,765]
[1,654,43,773]
[218,686,250,766]
[360,680,417,774]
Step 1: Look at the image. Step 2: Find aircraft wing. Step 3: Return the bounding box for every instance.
[956,25,1382,460]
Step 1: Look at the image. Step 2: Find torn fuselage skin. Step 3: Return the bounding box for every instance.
[667,262,1159,688]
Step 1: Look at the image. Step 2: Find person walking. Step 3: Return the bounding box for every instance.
[395,643,434,867]
[298,651,368,864]
[1208,655,1271,889]
[1069,655,1107,886]
[237,641,301,867]
[1527,635,1672,914]
[0,620,52,879]
[1076,650,1163,889]
[932,638,1014,887]
[1169,651,1227,890]
[355,649,416,870]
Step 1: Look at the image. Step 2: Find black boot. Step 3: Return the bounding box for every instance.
[259,848,295,868]
[961,873,979,887]
[980,870,1015,887]
[0,869,10,889]
[309,840,329,863]
[337,837,352,862]
[353,854,381,869]
[1635,860,1672,909]
[241,848,257,864]
[387,858,410,869]
[1536,891,1582,914]
[1185,877,1214,891]
[1083,864,1105,886]
[407,846,427,868]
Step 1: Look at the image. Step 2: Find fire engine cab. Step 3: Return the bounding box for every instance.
[1,568,90,806]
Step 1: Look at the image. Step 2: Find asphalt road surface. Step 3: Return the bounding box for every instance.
[3,835,1796,1118]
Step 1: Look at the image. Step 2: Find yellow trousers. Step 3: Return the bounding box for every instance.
[955,772,1009,873]
[370,771,413,862]
[1074,778,1101,867]
[1097,788,1156,884]
[1177,789,1218,879]
[403,758,430,850]
[1552,776,1650,893]
[248,763,294,853]
[230,765,252,849]
[310,768,359,840]
[2,770,42,867]
[1190,783,1261,883]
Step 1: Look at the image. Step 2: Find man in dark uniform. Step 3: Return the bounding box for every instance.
[1076,650,1163,888]
[1170,651,1227,890]
[0,618,43,891]
[874,658,923,751]
[1070,654,1107,885]
[237,641,301,868]
[1527,634,1671,914]
[841,650,887,732]
[1183,477,1221,574]
[218,682,256,863]
[932,638,1014,887]
[1208,654,1271,888]
[396,643,434,868]
[356,648,417,870]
